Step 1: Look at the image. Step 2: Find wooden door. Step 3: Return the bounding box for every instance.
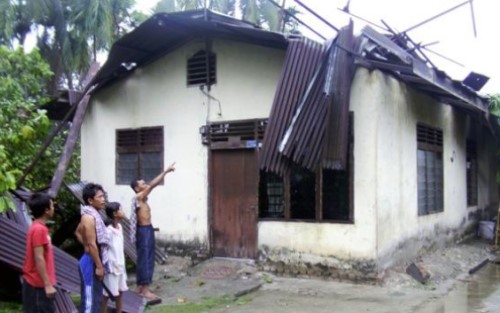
[211,149,258,259]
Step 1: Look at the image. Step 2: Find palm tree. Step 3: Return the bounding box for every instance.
[240,0,260,24]
[153,0,298,33]
[0,0,137,94]
[209,0,236,16]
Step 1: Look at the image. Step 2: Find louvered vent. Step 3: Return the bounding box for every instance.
[417,124,443,151]
[117,127,163,150]
[187,50,216,86]
[202,119,267,149]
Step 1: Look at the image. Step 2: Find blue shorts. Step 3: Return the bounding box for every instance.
[136,225,155,285]
[79,253,103,313]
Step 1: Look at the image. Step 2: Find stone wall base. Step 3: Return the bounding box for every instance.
[257,246,379,283]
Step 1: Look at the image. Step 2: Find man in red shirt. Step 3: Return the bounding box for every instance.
[22,192,56,313]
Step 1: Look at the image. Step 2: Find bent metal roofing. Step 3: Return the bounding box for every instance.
[260,23,490,175]
[49,10,489,133]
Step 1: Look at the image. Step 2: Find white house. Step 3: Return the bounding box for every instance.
[80,10,499,280]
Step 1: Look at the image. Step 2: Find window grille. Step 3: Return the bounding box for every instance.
[466,140,477,206]
[417,124,444,215]
[259,113,354,223]
[116,127,163,185]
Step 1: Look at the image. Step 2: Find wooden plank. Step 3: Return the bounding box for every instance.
[49,63,100,198]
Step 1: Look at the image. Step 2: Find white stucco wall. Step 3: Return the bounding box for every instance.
[351,68,498,269]
[258,67,498,268]
[81,39,285,245]
[257,68,382,262]
[82,40,497,268]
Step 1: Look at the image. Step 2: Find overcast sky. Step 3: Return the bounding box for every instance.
[136,0,499,95]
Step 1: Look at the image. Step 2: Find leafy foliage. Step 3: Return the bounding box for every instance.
[0,47,52,212]
[153,0,300,32]
[487,94,500,185]
[0,46,81,213]
[489,94,500,117]
[0,0,141,94]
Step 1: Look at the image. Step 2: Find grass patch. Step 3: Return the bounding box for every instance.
[71,294,82,309]
[262,275,274,284]
[0,301,22,313]
[148,296,240,313]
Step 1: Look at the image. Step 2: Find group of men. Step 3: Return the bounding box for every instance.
[21,163,175,312]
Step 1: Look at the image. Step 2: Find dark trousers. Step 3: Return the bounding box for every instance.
[79,253,103,313]
[136,225,155,285]
[22,281,55,313]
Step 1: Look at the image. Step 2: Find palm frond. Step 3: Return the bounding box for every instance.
[240,0,260,25]
[0,0,16,46]
[154,0,177,13]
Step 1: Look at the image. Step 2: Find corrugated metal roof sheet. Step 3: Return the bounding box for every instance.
[0,215,79,313]
[280,23,355,170]
[260,24,355,173]
[260,37,326,175]
[359,26,489,114]
[0,215,81,291]
[5,194,32,229]
[261,22,490,175]
[54,290,78,313]
[322,22,355,169]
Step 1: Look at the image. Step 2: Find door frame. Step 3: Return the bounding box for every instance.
[205,118,267,258]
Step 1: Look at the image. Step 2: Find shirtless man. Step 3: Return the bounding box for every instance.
[130,162,175,301]
[75,183,108,313]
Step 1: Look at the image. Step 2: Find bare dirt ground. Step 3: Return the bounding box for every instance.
[134,238,499,313]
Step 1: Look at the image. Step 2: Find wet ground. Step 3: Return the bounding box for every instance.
[137,239,500,313]
[209,263,500,313]
[415,263,500,313]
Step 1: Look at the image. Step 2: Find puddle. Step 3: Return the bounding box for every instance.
[419,263,500,313]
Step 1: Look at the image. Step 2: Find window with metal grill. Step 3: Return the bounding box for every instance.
[258,171,285,218]
[259,113,354,223]
[466,140,478,206]
[116,127,163,185]
[187,50,216,87]
[417,124,444,215]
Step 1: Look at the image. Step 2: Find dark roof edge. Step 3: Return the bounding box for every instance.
[88,9,289,95]
[359,26,489,115]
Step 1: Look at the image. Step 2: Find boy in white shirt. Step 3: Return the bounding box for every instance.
[101,202,128,313]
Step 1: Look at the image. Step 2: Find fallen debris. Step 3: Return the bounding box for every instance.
[468,258,489,274]
[406,262,431,284]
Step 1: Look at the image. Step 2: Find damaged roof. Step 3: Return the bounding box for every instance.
[49,10,489,128]
[260,23,356,174]
[90,9,288,93]
[260,23,491,174]
[358,26,489,114]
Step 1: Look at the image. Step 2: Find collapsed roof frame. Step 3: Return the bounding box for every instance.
[260,21,491,177]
